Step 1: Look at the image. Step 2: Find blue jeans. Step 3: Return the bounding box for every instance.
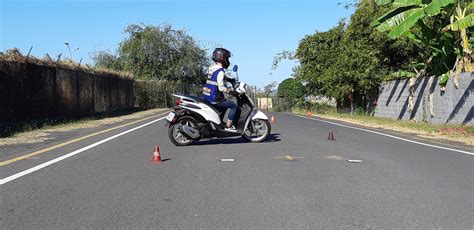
[215,99,238,122]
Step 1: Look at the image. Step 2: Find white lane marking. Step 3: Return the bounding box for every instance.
[289,113,474,156]
[220,159,235,162]
[0,116,166,185]
[347,160,363,163]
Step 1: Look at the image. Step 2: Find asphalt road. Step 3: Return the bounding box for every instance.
[1,112,473,229]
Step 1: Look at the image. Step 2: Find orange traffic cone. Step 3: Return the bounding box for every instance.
[270,115,276,124]
[328,130,335,141]
[151,146,162,163]
[307,111,313,117]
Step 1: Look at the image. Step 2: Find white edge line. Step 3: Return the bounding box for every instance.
[0,116,167,185]
[288,113,474,156]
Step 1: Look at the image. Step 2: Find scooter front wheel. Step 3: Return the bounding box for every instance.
[242,119,271,143]
[168,116,197,146]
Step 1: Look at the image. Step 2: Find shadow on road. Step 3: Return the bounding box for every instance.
[193,133,281,145]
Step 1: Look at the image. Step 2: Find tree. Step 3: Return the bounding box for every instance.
[257,81,277,111]
[93,51,123,70]
[272,0,426,113]
[294,22,346,99]
[261,81,278,97]
[93,24,209,83]
[277,78,305,99]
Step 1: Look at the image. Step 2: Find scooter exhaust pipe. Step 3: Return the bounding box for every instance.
[179,125,201,140]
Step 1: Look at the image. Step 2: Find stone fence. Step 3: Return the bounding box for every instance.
[375,72,473,125]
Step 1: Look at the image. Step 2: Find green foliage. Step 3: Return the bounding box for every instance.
[372,0,473,80]
[288,0,423,111]
[277,78,305,99]
[372,0,455,39]
[93,24,209,83]
[445,13,474,31]
[93,51,123,70]
[295,22,346,99]
[270,50,294,75]
[388,70,417,80]
[438,72,450,86]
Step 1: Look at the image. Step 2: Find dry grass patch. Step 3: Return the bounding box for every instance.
[52,108,167,132]
[0,131,53,146]
[0,48,132,79]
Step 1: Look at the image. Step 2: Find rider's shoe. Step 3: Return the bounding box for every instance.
[224,126,238,132]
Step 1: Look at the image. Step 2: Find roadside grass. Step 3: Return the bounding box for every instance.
[292,107,473,146]
[0,108,168,146]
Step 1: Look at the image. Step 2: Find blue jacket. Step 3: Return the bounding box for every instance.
[202,67,225,104]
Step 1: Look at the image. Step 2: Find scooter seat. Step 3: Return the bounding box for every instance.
[187,96,226,114]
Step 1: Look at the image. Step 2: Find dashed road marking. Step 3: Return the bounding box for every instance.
[273,155,304,161]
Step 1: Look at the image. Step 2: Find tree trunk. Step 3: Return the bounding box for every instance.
[349,88,355,115]
[336,99,341,113]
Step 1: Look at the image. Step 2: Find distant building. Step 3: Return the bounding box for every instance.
[258,97,273,110]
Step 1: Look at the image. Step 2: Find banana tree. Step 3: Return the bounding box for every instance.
[371,0,454,39]
[371,0,464,90]
[443,2,474,72]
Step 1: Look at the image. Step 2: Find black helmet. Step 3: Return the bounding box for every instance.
[212,48,231,69]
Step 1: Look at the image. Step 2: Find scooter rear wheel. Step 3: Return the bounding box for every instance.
[242,119,271,143]
[168,116,198,146]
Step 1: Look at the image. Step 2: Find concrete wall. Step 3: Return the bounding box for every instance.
[0,60,134,122]
[375,72,473,125]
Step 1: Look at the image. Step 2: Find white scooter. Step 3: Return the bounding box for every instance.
[165,65,271,146]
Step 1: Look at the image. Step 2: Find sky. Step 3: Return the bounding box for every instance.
[1,0,355,88]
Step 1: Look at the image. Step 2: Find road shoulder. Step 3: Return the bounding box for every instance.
[0,109,169,161]
[288,112,473,152]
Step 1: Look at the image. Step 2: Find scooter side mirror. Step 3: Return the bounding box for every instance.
[232,65,238,72]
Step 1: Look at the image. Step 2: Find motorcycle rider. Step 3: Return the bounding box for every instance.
[202,48,239,132]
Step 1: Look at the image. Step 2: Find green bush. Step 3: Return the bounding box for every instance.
[273,97,336,114]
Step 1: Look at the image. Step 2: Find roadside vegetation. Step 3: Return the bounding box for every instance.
[93,24,209,83]
[272,0,473,113]
[0,48,132,79]
[270,0,473,144]
[93,23,210,109]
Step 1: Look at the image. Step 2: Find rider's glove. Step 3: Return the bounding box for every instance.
[230,91,239,97]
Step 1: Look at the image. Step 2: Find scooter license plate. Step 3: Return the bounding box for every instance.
[165,112,176,122]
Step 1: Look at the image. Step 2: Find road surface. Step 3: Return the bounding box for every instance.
[1,112,473,229]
